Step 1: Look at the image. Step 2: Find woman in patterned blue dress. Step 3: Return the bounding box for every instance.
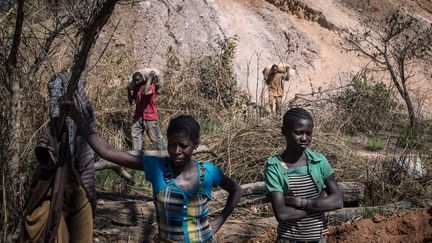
[65,103,243,243]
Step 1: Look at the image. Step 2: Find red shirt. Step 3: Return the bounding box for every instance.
[133,83,158,120]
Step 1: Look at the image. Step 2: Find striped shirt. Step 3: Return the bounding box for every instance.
[278,166,328,241]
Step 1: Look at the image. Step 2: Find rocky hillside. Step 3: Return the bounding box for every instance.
[97,0,432,105]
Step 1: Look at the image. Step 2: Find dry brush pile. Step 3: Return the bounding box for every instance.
[86,32,432,212]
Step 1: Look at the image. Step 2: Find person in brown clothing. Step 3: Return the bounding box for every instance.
[263,64,288,114]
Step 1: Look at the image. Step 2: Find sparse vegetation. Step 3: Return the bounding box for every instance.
[198,36,239,108]
[366,137,384,151]
[199,118,225,136]
[361,207,382,219]
[2,1,432,242]
[333,69,399,134]
[164,45,181,80]
[347,9,432,127]
[397,130,418,149]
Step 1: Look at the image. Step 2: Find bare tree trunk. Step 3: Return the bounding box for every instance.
[346,10,432,129]
[2,0,25,241]
[384,51,416,127]
[402,81,416,127]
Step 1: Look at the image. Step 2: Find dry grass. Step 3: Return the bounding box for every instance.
[85,43,432,210]
[4,13,431,231]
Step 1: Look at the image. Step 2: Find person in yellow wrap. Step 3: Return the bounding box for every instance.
[263,64,289,114]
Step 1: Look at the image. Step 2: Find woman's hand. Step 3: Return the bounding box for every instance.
[269,192,309,222]
[284,195,302,208]
[58,96,143,171]
[299,175,343,212]
[59,98,80,120]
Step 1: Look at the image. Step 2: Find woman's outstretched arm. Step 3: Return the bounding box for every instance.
[66,104,143,171]
[210,175,243,234]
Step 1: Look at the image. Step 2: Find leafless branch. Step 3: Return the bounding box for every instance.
[88,18,122,73]
[346,9,432,127]
[57,0,119,132]
[27,17,75,84]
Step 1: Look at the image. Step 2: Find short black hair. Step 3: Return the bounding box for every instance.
[282,107,314,132]
[271,64,278,72]
[132,72,144,82]
[167,115,200,144]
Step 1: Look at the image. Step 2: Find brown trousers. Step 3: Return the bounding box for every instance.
[269,95,282,114]
[25,182,93,243]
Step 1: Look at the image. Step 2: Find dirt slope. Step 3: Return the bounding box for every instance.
[101,0,432,107]
[110,0,225,67]
[214,0,323,102]
[102,0,363,103]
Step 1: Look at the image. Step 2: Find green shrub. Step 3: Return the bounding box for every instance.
[164,45,181,80]
[333,70,399,134]
[344,136,353,147]
[198,36,239,107]
[361,207,382,219]
[96,169,152,196]
[199,118,224,136]
[397,130,416,148]
[341,124,358,136]
[366,137,384,151]
[396,120,432,149]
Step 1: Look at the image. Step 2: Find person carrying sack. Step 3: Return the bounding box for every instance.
[263,63,290,114]
[127,68,166,151]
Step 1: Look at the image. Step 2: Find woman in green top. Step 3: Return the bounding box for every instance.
[264,108,343,243]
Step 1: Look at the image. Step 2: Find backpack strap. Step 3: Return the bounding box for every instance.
[163,157,173,184]
[162,159,206,192]
[198,161,206,192]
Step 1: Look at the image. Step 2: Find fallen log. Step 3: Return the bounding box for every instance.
[211,181,365,208]
[336,181,365,206]
[325,200,425,223]
[95,159,135,185]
